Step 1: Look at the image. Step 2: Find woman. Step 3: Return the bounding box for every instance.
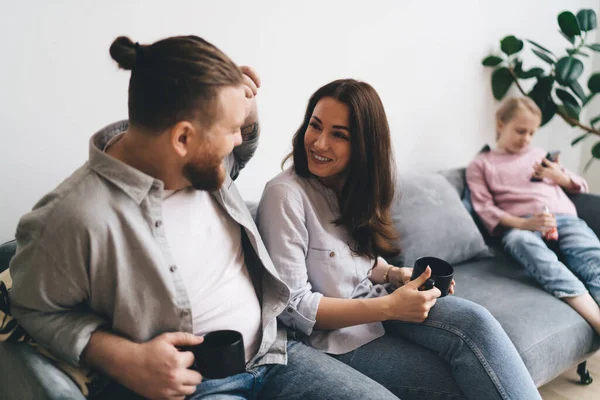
[257,79,541,400]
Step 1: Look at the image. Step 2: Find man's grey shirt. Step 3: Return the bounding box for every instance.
[9,120,290,368]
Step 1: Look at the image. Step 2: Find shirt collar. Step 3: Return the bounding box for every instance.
[88,120,163,204]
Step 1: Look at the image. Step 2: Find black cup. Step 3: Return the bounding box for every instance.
[409,256,454,297]
[180,330,245,379]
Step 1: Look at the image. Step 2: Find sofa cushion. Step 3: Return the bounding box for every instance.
[388,172,489,267]
[453,251,600,386]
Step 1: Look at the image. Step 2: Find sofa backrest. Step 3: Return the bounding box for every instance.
[437,168,466,197]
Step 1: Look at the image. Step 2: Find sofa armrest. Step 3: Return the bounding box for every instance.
[0,343,85,400]
[570,192,600,238]
[0,240,16,275]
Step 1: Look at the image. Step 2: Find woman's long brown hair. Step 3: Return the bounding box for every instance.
[284,79,400,260]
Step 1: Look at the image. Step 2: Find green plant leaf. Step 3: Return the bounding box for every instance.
[557,105,580,122]
[588,73,600,93]
[592,141,600,158]
[528,75,556,125]
[530,76,555,96]
[482,56,503,66]
[558,11,581,37]
[500,35,524,56]
[556,88,580,107]
[529,76,556,126]
[540,100,557,126]
[513,58,523,76]
[577,9,597,32]
[556,88,581,120]
[565,105,580,121]
[567,49,589,57]
[591,114,600,127]
[559,31,576,45]
[532,49,555,64]
[571,132,589,146]
[526,39,554,54]
[555,57,584,85]
[568,80,586,102]
[518,67,544,79]
[583,93,596,107]
[585,44,600,52]
[491,67,514,100]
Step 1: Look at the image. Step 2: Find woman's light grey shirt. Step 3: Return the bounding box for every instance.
[257,168,390,355]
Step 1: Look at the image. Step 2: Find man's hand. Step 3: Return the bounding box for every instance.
[531,157,572,188]
[83,331,204,400]
[384,267,441,323]
[127,332,203,400]
[239,65,261,140]
[240,65,261,99]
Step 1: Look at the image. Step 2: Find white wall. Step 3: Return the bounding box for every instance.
[1,0,599,242]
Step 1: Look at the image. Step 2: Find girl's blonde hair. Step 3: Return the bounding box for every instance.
[495,97,542,140]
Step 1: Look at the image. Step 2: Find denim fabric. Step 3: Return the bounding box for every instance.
[0,343,85,400]
[333,296,541,400]
[97,340,397,400]
[502,214,600,303]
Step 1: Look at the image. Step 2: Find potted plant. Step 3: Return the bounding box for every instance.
[482,9,600,170]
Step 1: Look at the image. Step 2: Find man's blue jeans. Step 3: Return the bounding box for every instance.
[98,339,396,399]
[189,339,395,399]
[502,214,600,303]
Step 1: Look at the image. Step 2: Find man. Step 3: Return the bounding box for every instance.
[9,35,396,399]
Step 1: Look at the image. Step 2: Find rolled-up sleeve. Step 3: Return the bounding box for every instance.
[257,183,322,336]
[225,129,260,180]
[564,169,589,193]
[466,159,507,235]
[9,235,109,367]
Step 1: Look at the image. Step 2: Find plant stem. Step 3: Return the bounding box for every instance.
[556,107,600,136]
[507,66,527,95]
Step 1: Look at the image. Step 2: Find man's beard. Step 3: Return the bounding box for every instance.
[183,158,226,191]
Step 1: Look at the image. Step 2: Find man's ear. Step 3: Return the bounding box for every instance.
[169,121,197,158]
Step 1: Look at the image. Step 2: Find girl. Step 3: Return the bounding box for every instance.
[258,80,541,400]
[467,96,600,334]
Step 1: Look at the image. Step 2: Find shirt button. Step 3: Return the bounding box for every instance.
[181,310,189,317]
[155,221,162,228]
[376,287,382,294]
[170,265,177,272]
[329,252,336,258]
[287,307,294,313]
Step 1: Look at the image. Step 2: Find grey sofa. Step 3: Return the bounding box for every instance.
[440,168,600,387]
[1,168,599,399]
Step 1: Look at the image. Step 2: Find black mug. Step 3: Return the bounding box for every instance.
[409,256,454,297]
[179,330,245,379]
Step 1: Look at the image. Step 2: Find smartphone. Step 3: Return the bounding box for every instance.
[546,150,561,162]
[530,150,561,182]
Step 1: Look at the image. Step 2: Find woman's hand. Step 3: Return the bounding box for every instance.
[388,267,413,287]
[389,267,455,294]
[383,267,441,323]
